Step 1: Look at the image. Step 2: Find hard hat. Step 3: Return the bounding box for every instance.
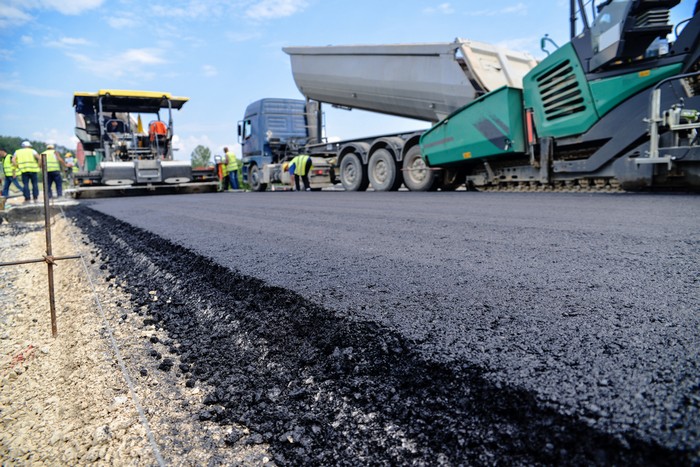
[21,141,31,147]
[47,144,55,149]
[65,152,73,156]
[282,162,289,171]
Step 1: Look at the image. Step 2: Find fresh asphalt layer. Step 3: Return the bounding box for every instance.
[78,191,699,463]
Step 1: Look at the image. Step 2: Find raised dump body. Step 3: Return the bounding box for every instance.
[283,38,538,122]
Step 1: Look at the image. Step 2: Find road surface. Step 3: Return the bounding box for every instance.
[72,191,699,465]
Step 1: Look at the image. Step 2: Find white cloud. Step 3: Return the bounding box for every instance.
[496,36,542,57]
[501,3,527,14]
[0,0,103,28]
[245,0,309,20]
[226,31,263,43]
[171,132,239,164]
[21,35,34,45]
[156,27,208,49]
[174,134,214,162]
[0,4,33,28]
[0,49,13,61]
[424,3,454,15]
[121,48,167,65]
[466,2,527,17]
[67,48,167,80]
[46,37,91,48]
[0,79,63,98]
[36,0,104,15]
[202,65,218,77]
[150,2,219,19]
[31,128,77,150]
[106,13,138,29]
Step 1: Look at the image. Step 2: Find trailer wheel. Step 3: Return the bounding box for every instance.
[368,148,402,191]
[340,152,369,191]
[249,164,267,192]
[402,146,436,191]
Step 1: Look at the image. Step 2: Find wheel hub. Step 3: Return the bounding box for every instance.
[345,164,357,183]
[373,161,388,182]
[409,158,427,182]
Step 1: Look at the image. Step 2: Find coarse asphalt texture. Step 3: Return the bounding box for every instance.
[69,191,699,465]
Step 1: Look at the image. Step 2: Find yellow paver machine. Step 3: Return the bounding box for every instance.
[70,89,218,197]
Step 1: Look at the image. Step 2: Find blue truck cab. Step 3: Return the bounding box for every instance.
[238,98,311,191]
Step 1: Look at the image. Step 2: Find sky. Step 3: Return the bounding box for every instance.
[0,0,696,161]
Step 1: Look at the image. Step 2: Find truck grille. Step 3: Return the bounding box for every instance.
[536,60,585,121]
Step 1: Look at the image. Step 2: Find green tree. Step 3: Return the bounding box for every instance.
[0,135,72,155]
[191,145,212,168]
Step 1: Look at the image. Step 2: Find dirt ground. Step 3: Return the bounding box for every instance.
[0,212,269,465]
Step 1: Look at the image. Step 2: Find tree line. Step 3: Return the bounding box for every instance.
[191,145,214,168]
[0,135,72,155]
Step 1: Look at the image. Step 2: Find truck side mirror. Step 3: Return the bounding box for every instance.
[237,123,242,137]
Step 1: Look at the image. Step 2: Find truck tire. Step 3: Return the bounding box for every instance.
[249,164,267,192]
[402,146,436,191]
[368,148,402,191]
[340,152,369,191]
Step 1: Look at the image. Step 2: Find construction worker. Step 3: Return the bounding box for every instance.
[42,144,66,199]
[220,155,229,191]
[13,141,40,203]
[224,147,239,190]
[1,148,23,198]
[290,154,313,191]
[282,161,295,190]
[64,151,78,184]
[148,120,168,156]
[214,155,228,191]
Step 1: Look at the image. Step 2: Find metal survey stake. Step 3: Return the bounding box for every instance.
[0,151,81,337]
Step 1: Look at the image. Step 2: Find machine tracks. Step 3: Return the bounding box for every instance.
[476,177,623,193]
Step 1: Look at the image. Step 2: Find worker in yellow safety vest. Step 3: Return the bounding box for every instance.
[289,154,312,191]
[41,144,66,199]
[2,148,24,198]
[12,141,40,203]
[224,147,240,191]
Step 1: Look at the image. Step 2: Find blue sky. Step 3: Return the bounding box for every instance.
[0,0,696,161]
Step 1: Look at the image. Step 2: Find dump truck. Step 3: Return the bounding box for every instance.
[243,0,699,192]
[237,98,336,191]
[240,39,537,191]
[71,90,218,197]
